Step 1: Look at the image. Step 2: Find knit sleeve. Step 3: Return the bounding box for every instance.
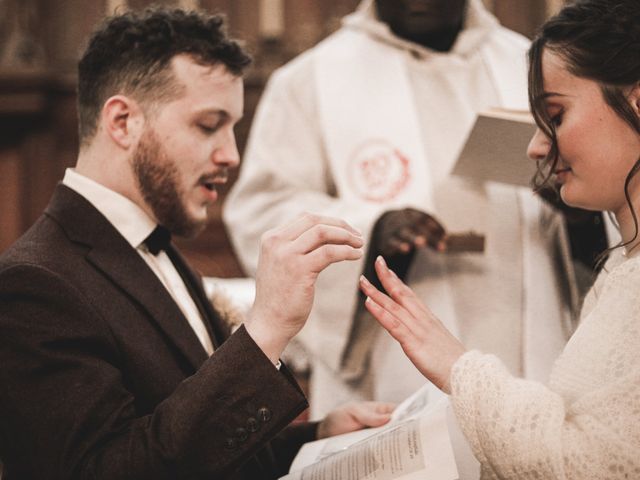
[450,351,566,479]
[450,257,640,479]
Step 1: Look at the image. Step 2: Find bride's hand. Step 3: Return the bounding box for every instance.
[359,256,466,394]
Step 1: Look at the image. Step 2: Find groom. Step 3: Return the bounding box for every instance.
[0,8,392,479]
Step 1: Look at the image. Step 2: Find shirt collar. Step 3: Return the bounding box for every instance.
[62,168,156,249]
[344,0,499,59]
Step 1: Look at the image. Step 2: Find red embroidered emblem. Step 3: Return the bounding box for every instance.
[347,139,411,202]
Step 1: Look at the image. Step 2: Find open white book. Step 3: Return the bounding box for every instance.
[280,385,465,480]
[451,108,537,187]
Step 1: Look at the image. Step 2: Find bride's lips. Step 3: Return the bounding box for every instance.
[554,167,572,182]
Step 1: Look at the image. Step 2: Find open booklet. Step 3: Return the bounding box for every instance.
[451,108,537,187]
[279,385,463,480]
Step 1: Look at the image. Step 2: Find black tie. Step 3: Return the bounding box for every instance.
[142,225,222,348]
[144,226,171,255]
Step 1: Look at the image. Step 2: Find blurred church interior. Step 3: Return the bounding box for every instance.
[0,0,565,275]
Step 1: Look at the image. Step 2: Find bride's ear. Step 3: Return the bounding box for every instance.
[631,81,640,118]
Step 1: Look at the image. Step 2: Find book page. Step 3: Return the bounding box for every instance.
[282,387,459,480]
[451,110,537,187]
[482,107,533,123]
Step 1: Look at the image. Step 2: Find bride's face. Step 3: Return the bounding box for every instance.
[527,50,640,217]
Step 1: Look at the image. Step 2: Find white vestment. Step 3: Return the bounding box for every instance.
[224,0,574,419]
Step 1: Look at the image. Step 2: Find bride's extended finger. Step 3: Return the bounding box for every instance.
[363,296,413,345]
[359,275,411,323]
[374,256,429,316]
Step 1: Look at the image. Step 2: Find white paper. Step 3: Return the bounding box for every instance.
[281,385,459,480]
[452,110,537,187]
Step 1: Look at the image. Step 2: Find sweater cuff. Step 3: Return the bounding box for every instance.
[449,350,494,469]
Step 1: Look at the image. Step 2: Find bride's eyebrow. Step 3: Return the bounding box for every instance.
[536,92,568,101]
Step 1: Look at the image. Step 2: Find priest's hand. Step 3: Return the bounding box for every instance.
[359,256,466,394]
[317,401,395,439]
[245,213,364,364]
[373,208,447,257]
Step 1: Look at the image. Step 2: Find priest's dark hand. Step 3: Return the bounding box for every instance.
[372,208,447,257]
[358,208,447,296]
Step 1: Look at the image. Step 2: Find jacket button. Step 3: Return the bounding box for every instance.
[247,417,260,432]
[224,437,237,450]
[236,427,248,442]
[258,407,272,423]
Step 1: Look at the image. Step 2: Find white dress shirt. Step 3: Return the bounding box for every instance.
[63,168,214,355]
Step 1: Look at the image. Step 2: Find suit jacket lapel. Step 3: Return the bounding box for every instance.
[165,246,228,350]
[45,184,209,371]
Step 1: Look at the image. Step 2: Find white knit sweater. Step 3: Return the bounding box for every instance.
[451,250,640,479]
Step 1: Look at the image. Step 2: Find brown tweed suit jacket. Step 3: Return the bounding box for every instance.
[0,185,315,480]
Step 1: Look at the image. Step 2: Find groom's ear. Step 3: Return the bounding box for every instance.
[102,95,145,150]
